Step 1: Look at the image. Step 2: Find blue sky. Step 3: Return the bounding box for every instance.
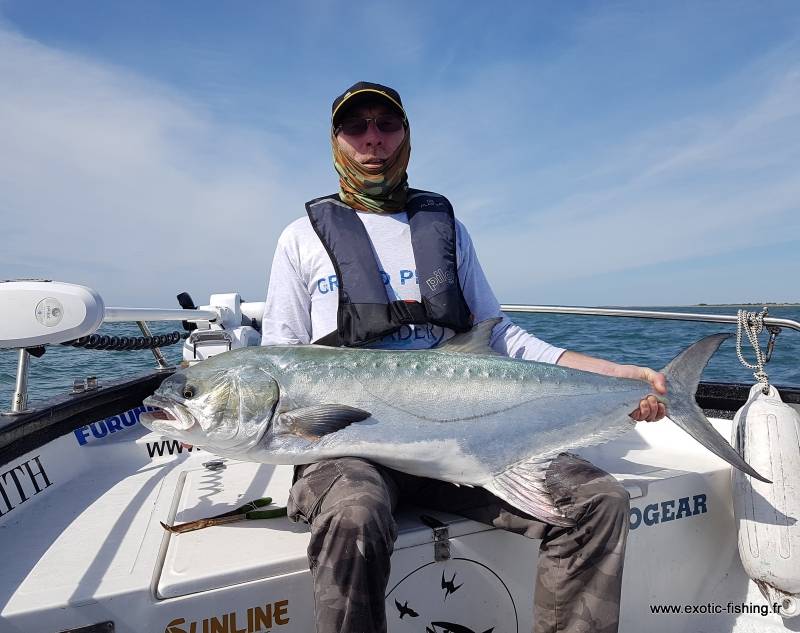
[1,1,798,307]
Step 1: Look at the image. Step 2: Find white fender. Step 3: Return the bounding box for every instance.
[732,384,800,618]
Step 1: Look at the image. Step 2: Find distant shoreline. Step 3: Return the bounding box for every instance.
[513,303,800,309]
[536,303,800,309]
[660,303,799,308]
[529,303,800,309]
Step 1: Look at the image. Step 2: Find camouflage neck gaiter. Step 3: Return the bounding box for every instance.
[332,130,411,214]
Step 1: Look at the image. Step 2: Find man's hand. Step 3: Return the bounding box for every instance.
[622,365,667,422]
[556,352,668,422]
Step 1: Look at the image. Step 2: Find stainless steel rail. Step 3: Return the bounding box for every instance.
[500,305,800,333]
[103,307,217,323]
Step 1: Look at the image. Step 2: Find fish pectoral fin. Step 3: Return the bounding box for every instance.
[277,404,371,439]
[484,456,576,528]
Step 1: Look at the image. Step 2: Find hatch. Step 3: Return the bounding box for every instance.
[155,461,494,599]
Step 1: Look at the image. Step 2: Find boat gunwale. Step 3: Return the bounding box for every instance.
[0,370,173,464]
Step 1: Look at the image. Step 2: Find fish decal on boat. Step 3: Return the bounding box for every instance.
[140,321,768,526]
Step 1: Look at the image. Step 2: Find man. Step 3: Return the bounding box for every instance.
[261,81,666,633]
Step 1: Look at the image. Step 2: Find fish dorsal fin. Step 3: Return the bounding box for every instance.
[277,404,371,439]
[434,317,503,355]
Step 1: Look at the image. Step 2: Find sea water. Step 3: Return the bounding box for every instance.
[0,306,798,409]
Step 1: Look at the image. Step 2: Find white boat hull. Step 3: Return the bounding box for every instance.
[1,402,797,633]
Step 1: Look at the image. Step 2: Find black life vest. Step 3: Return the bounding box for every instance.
[305,189,473,347]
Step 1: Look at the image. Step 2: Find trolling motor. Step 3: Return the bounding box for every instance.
[1,280,105,349]
[0,280,265,414]
[0,281,207,414]
[0,280,106,414]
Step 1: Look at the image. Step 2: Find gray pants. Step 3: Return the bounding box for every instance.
[287,453,630,633]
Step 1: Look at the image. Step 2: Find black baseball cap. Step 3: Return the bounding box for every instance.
[331,81,407,125]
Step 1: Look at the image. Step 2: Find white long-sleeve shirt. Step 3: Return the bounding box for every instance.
[261,210,564,363]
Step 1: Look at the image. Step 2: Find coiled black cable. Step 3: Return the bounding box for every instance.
[63,331,182,351]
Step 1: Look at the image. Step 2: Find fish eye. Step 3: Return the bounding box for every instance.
[183,386,196,399]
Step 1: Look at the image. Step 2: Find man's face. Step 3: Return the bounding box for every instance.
[334,101,406,173]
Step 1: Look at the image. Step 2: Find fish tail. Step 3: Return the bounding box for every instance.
[661,333,770,483]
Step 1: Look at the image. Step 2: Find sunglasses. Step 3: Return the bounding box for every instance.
[335,114,405,136]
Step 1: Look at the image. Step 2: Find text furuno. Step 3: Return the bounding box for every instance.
[165,599,290,633]
[74,405,156,446]
[0,455,53,516]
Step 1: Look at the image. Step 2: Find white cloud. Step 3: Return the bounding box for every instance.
[408,40,800,304]
[0,24,315,307]
[1,6,798,311]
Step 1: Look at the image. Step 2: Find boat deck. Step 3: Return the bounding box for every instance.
[0,414,793,633]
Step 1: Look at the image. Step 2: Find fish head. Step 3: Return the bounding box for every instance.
[141,357,279,453]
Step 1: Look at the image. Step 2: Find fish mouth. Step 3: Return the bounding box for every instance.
[141,396,196,432]
[144,409,174,421]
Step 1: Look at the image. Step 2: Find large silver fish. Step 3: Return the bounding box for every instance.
[140,321,767,526]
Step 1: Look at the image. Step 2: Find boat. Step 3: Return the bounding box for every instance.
[1,280,799,633]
